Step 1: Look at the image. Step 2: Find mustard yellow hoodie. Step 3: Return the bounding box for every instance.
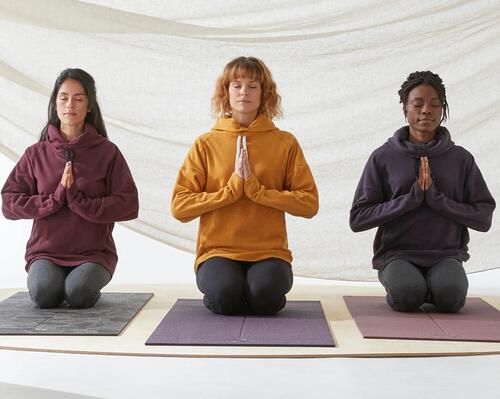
[171,115,319,270]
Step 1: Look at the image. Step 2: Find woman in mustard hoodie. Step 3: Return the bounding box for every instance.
[172,56,319,315]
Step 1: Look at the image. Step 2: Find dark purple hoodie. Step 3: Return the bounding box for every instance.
[350,126,495,269]
[1,124,139,274]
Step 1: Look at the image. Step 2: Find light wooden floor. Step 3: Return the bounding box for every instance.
[0,284,499,358]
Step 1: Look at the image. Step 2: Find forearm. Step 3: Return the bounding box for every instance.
[66,183,139,224]
[350,183,424,232]
[243,175,318,218]
[1,184,66,220]
[425,184,495,231]
[172,173,243,222]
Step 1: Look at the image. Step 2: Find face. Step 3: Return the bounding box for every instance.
[56,79,89,129]
[228,76,262,118]
[405,84,443,136]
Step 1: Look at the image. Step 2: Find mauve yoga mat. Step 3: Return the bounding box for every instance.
[0,292,153,335]
[146,299,335,347]
[344,296,500,342]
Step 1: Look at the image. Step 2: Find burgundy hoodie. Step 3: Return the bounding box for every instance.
[350,126,495,269]
[1,124,139,274]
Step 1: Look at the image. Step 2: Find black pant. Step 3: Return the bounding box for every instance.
[196,257,293,315]
[378,258,468,313]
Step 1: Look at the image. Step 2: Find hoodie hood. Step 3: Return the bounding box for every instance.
[211,114,277,134]
[387,126,454,158]
[47,123,107,152]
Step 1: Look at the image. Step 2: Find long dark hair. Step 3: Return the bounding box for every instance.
[39,68,107,141]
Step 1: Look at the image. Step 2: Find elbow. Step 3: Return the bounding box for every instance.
[130,197,139,219]
[295,199,318,219]
[302,193,319,218]
[349,213,365,233]
[349,221,362,233]
[170,202,192,223]
[1,205,18,220]
[475,219,492,233]
[306,201,319,218]
[170,206,182,221]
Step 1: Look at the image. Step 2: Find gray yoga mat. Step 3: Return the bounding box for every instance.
[146,299,335,347]
[344,296,500,342]
[0,292,153,335]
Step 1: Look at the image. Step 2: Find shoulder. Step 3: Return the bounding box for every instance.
[275,129,298,143]
[450,144,475,161]
[270,129,302,150]
[189,131,216,153]
[369,142,392,163]
[100,138,120,153]
[196,131,215,145]
[24,141,48,162]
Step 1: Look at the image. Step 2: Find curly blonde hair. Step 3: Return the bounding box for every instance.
[211,56,283,119]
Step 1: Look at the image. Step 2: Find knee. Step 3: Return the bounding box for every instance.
[431,282,468,313]
[247,282,288,315]
[29,281,64,309]
[65,283,100,309]
[386,282,427,312]
[203,283,245,315]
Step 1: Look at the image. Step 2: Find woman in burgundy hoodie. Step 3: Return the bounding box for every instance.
[350,71,495,313]
[1,68,139,308]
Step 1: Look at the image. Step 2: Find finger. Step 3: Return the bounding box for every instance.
[236,136,241,155]
[235,136,241,167]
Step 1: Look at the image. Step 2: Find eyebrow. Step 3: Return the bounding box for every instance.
[58,92,87,96]
[411,97,440,101]
[231,80,258,83]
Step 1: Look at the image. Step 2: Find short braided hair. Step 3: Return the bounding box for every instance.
[398,71,449,122]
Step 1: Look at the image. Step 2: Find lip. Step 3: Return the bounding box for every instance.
[418,119,434,122]
[238,100,251,103]
[64,112,77,116]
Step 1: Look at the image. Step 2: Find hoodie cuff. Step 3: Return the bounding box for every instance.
[66,182,79,203]
[227,173,243,200]
[410,181,425,204]
[424,183,440,207]
[54,183,66,205]
[244,174,260,199]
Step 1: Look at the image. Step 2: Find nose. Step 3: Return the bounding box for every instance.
[421,102,431,113]
[66,98,75,108]
[240,86,248,96]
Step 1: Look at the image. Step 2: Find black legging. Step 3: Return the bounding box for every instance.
[196,257,293,315]
[378,258,469,313]
[27,259,111,309]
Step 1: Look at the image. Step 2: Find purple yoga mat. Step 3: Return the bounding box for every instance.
[146,299,335,347]
[344,296,500,342]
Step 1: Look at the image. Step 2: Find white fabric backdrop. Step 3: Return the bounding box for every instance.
[0,0,498,280]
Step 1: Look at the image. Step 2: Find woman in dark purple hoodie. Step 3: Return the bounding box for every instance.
[350,71,495,312]
[1,68,139,308]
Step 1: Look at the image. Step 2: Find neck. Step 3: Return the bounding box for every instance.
[232,111,258,128]
[408,127,436,143]
[60,123,85,142]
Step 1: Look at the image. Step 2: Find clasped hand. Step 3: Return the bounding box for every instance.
[234,136,252,179]
[60,161,74,188]
[418,156,433,191]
